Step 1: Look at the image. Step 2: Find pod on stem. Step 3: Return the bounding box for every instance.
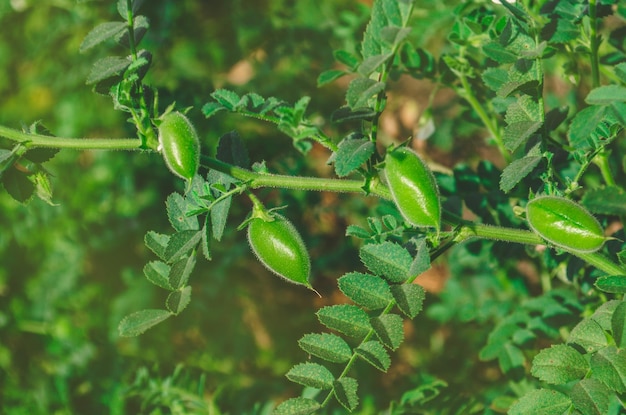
[157,111,200,183]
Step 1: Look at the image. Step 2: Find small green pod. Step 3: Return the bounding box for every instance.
[158,111,200,182]
[247,213,312,288]
[383,147,441,232]
[526,195,607,253]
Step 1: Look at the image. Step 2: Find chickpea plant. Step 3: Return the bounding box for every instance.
[2,0,626,413]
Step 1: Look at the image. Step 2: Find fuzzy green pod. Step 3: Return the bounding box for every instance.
[383,147,441,232]
[158,111,200,182]
[247,213,312,289]
[526,195,607,253]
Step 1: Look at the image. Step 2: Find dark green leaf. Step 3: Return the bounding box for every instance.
[590,347,626,393]
[211,89,242,111]
[503,95,542,152]
[166,193,199,232]
[498,342,525,375]
[358,53,392,76]
[317,70,346,87]
[317,305,372,339]
[569,318,609,354]
[202,102,226,118]
[531,344,588,384]
[201,214,211,261]
[117,0,145,18]
[333,138,375,178]
[590,300,622,331]
[216,131,250,168]
[611,301,626,348]
[409,239,430,277]
[355,340,391,372]
[581,187,626,216]
[508,389,571,415]
[482,67,509,92]
[346,78,385,109]
[144,231,170,260]
[338,272,393,310]
[586,85,626,105]
[360,241,412,283]
[118,309,172,337]
[272,398,321,415]
[333,377,359,412]
[286,362,334,390]
[163,230,202,263]
[86,56,130,85]
[331,106,377,123]
[482,41,517,64]
[390,284,425,319]
[570,378,611,415]
[80,21,126,53]
[298,333,352,363]
[345,225,371,239]
[334,49,360,69]
[2,167,34,203]
[500,153,541,192]
[166,286,192,315]
[568,105,608,151]
[168,254,196,290]
[143,261,172,290]
[371,313,404,350]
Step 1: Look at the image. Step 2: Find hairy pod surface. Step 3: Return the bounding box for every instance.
[247,214,312,288]
[158,111,200,182]
[383,147,441,231]
[526,195,607,253]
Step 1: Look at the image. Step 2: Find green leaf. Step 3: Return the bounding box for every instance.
[338,272,393,310]
[201,215,211,261]
[334,49,360,69]
[360,241,412,283]
[144,231,170,260]
[358,53,392,76]
[317,69,346,87]
[333,377,359,412]
[586,85,626,105]
[333,138,375,178]
[216,131,250,168]
[202,102,226,118]
[568,105,608,151]
[390,284,425,319]
[400,44,435,75]
[2,167,34,203]
[590,300,622,331]
[166,286,192,315]
[596,276,626,294]
[118,309,172,337]
[317,305,372,339]
[409,239,431,277]
[346,78,385,109]
[581,187,626,216]
[570,378,611,415]
[163,230,202,263]
[272,397,321,415]
[168,254,196,290]
[117,0,145,18]
[331,106,377,123]
[355,340,391,372]
[500,152,541,193]
[286,362,334,390]
[346,225,371,239]
[143,261,172,290]
[482,41,518,64]
[380,26,411,46]
[116,15,149,48]
[508,389,571,415]
[498,342,525,376]
[211,89,243,111]
[80,21,127,53]
[611,301,626,348]
[166,193,199,232]
[569,318,609,354]
[298,333,352,363]
[86,56,130,85]
[482,67,509,92]
[371,314,404,350]
[503,95,542,152]
[531,344,588,384]
[590,347,626,393]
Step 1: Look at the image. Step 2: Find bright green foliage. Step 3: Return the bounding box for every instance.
[338,272,393,310]
[286,362,335,390]
[509,389,572,415]
[359,240,413,283]
[531,344,589,384]
[298,333,352,363]
[158,111,200,183]
[273,398,321,415]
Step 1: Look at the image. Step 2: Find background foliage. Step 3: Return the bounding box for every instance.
[1,0,626,414]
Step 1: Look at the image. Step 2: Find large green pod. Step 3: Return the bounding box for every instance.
[158,111,200,182]
[247,213,312,289]
[526,195,607,253]
[383,147,441,232]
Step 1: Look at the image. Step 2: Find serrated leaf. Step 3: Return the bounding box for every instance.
[596,276,626,294]
[581,187,626,216]
[166,286,192,315]
[503,95,542,152]
[334,377,359,412]
[117,0,145,18]
[360,241,412,283]
[331,106,377,123]
[568,105,608,151]
[272,397,321,415]
[482,41,517,64]
[569,318,609,354]
[144,231,170,260]
[355,340,391,372]
[498,342,525,376]
[3,167,34,203]
[346,78,385,109]
[500,154,541,192]
[211,89,242,111]
[333,138,375,178]
[612,301,626,348]
[482,67,509,92]
[508,389,571,415]
[371,314,404,350]
[317,69,346,87]
[202,102,226,118]
[118,309,172,337]
[201,214,211,261]
[590,347,626,393]
[586,85,626,105]
[86,56,130,85]
[298,333,352,363]
[338,272,393,310]
[80,21,126,53]
[358,53,392,76]
[166,193,199,232]
[345,225,371,239]
[317,305,371,339]
[116,15,149,48]
[391,284,425,319]
[590,300,621,331]
[143,261,172,290]
[334,49,360,69]
[570,378,611,415]
[163,230,202,263]
[409,239,430,277]
[168,254,196,290]
[531,344,588,384]
[286,362,334,390]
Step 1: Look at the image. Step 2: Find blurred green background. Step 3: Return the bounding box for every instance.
[0,1,524,414]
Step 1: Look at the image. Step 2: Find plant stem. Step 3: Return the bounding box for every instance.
[588,0,601,88]
[0,125,141,150]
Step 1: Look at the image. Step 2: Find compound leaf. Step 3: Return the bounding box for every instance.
[298,333,352,363]
[286,362,334,390]
[317,305,371,339]
[338,272,393,310]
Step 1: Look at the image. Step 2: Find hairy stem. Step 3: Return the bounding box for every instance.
[0,125,141,150]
